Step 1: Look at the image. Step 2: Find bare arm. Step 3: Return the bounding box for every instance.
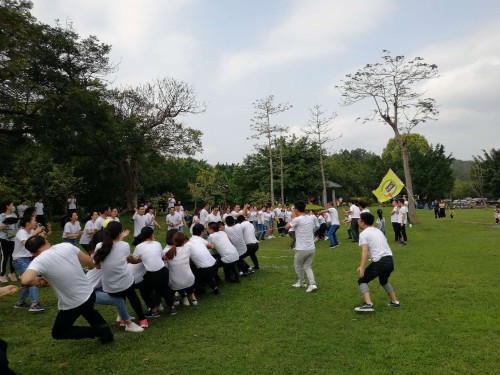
[78,251,95,270]
[357,244,369,278]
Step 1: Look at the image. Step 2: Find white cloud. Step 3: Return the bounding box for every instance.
[216,0,396,83]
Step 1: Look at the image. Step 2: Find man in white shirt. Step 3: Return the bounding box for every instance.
[390,199,400,242]
[22,235,114,343]
[224,216,252,274]
[132,205,148,238]
[94,206,110,231]
[320,202,340,249]
[237,215,260,270]
[199,203,209,228]
[354,212,400,312]
[285,201,318,293]
[206,207,222,225]
[207,222,239,283]
[344,201,361,242]
[166,207,182,231]
[397,199,408,246]
[190,224,220,294]
[34,197,46,226]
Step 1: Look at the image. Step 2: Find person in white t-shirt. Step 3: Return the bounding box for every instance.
[145,206,161,231]
[224,216,252,274]
[237,215,260,270]
[67,194,77,215]
[109,208,120,222]
[359,202,370,213]
[163,231,197,306]
[222,207,231,222]
[397,199,408,246]
[0,200,18,283]
[17,199,29,218]
[207,222,240,283]
[62,212,83,246]
[21,236,114,343]
[344,201,361,242]
[94,206,110,231]
[285,201,318,293]
[390,199,400,242]
[132,205,148,238]
[206,207,222,225]
[190,224,220,295]
[34,196,46,226]
[131,226,176,316]
[80,212,98,254]
[166,207,182,231]
[199,203,209,228]
[320,202,340,248]
[93,221,148,328]
[175,204,186,233]
[354,212,400,312]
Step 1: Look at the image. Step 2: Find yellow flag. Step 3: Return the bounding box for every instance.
[372,169,405,202]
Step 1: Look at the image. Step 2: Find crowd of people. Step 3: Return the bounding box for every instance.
[1,195,405,373]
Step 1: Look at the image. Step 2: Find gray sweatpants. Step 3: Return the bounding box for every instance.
[294,249,316,285]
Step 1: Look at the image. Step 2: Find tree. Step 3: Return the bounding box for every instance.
[472,149,500,199]
[303,104,341,205]
[249,95,291,207]
[336,50,439,222]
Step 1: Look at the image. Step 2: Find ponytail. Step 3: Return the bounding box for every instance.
[165,231,186,260]
[93,221,122,263]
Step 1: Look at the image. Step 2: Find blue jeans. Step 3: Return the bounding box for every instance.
[94,288,130,321]
[63,238,76,246]
[257,224,265,240]
[327,224,340,246]
[13,257,39,303]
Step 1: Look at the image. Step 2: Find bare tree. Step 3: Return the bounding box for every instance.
[469,162,485,203]
[303,104,341,206]
[111,78,206,209]
[336,50,439,223]
[250,95,291,207]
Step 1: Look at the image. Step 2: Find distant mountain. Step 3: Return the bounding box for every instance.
[451,159,473,180]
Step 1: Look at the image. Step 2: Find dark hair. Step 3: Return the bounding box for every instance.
[93,221,122,263]
[19,214,33,228]
[294,201,306,213]
[132,226,154,246]
[166,229,178,246]
[99,206,109,215]
[194,208,201,217]
[360,212,375,226]
[24,207,35,218]
[165,231,186,260]
[192,224,205,236]
[225,216,235,226]
[236,215,246,224]
[359,201,367,209]
[88,228,105,256]
[398,198,405,204]
[25,235,46,253]
[376,209,383,220]
[0,200,13,214]
[208,222,219,232]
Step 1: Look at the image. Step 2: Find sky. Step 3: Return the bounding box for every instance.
[31,0,500,165]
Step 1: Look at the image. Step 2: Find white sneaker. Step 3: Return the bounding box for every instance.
[8,273,17,282]
[182,297,190,306]
[306,284,318,293]
[125,322,144,333]
[0,275,8,283]
[292,281,307,288]
[157,304,164,311]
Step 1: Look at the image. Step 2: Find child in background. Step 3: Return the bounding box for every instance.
[494,205,500,224]
[450,208,455,219]
[376,209,386,235]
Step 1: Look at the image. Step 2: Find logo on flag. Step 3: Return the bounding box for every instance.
[372,169,405,202]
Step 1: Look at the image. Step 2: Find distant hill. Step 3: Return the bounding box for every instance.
[451,159,473,180]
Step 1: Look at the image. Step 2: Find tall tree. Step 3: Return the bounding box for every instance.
[303,104,341,205]
[472,149,500,199]
[249,95,291,207]
[336,50,439,222]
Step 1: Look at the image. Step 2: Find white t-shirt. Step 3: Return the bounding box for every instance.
[359,226,393,262]
[199,209,209,225]
[390,206,399,223]
[290,215,316,251]
[318,215,325,225]
[94,216,106,231]
[361,208,370,213]
[398,205,408,225]
[188,236,216,268]
[80,220,95,245]
[145,213,155,229]
[166,245,195,290]
[96,241,134,293]
[206,212,221,224]
[35,202,44,215]
[166,212,182,230]
[62,221,81,239]
[86,266,102,290]
[67,198,77,210]
[208,231,239,263]
[257,210,265,225]
[350,204,361,219]
[240,220,258,245]
[328,208,340,225]
[13,228,31,259]
[133,240,165,272]
[17,204,28,218]
[231,210,242,219]
[132,213,148,237]
[224,224,247,256]
[248,210,257,222]
[28,243,93,310]
[0,212,17,241]
[127,263,146,284]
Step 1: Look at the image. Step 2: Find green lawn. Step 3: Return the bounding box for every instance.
[1,208,498,374]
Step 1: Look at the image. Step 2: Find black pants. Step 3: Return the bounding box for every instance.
[350,218,359,241]
[358,256,394,286]
[289,231,296,249]
[399,224,407,242]
[277,218,286,234]
[194,264,219,290]
[392,222,400,242]
[246,243,259,268]
[109,284,146,321]
[0,239,14,276]
[142,267,174,308]
[52,292,107,340]
[0,339,16,375]
[315,223,327,239]
[36,215,46,227]
[219,259,239,282]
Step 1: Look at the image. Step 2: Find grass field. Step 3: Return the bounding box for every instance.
[1,208,498,374]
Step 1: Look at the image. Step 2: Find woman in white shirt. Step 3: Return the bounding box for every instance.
[131,227,176,316]
[93,221,148,328]
[62,212,83,246]
[80,212,98,254]
[164,232,197,306]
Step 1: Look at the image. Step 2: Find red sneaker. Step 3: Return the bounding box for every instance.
[138,319,148,328]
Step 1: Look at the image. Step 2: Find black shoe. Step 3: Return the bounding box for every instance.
[388,301,400,308]
[97,324,114,344]
[354,303,374,312]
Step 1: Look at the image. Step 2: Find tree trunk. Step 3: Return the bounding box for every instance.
[268,133,274,207]
[395,133,417,223]
[119,159,140,211]
[319,150,327,205]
